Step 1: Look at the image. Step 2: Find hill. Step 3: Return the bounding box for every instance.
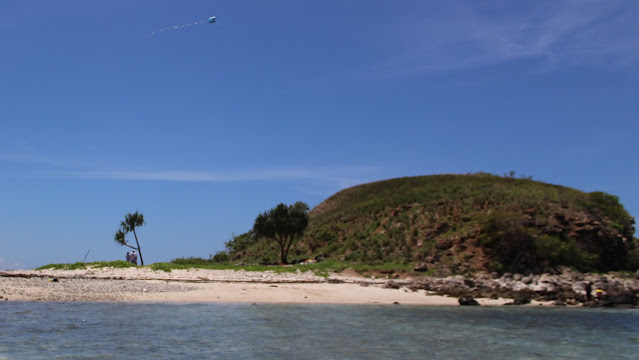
[228,173,638,275]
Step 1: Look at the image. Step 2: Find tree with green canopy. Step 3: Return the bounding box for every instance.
[114,211,146,265]
[253,202,310,264]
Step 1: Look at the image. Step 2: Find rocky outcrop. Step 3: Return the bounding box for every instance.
[402,268,639,308]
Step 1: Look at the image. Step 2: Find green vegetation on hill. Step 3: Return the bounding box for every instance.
[225,173,638,275]
[163,257,412,275]
[35,258,379,276]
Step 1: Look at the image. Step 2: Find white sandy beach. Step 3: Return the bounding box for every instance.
[0,267,550,306]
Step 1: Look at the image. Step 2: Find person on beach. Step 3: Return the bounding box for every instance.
[131,251,138,266]
[126,252,131,263]
[585,282,592,302]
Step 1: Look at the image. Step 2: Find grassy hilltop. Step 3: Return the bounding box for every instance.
[228,173,638,275]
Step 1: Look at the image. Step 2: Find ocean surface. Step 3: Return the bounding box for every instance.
[1,302,637,359]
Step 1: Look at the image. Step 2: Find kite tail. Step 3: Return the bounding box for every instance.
[148,19,210,37]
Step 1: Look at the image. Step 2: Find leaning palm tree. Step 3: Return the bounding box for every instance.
[114,211,146,265]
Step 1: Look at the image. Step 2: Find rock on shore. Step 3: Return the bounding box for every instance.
[399,267,639,307]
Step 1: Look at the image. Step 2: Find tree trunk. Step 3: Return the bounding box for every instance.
[278,236,286,264]
[133,228,144,265]
[283,235,295,265]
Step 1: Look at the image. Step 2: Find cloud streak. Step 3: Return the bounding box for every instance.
[62,166,381,186]
[0,153,385,190]
[54,166,385,193]
[371,0,639,77]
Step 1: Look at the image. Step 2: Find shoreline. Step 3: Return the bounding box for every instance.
[0,267,548,306]
[0,268,458,305]
[1,267,633,307]
[0,276,551,307]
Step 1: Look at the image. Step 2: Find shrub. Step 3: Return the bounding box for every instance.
[211,251,229,263]
[150,262,175,272]
[171,257,212,265]
[535,236,598,271]
[225,230,258,253]
[586,191,635,237]
[479,211,539,273]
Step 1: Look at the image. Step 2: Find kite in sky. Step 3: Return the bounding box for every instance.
[148,16,215,37]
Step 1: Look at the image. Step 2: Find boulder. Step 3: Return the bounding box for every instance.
[433,268,453,277]
[407,282,427,291]
[535,290,558,301]
[435,239,453,250]
[413,263,428,272]
[582,301,598,308]
[424,254,440,264]
[503,296,531,306]
[383,281,401,289]
[607,290,637,307]
[553,299,566,306]
[458,296,480,306]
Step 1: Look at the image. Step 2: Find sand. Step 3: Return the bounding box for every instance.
[0,267,549,306]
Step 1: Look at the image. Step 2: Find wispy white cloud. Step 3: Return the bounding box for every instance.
[57,166,382,187]
[371,0,639,77]
[0,152,385,190]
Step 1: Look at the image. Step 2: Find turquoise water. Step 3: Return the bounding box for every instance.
[1,302,638,359]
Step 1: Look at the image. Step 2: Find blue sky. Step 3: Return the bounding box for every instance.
[1,0,638,269]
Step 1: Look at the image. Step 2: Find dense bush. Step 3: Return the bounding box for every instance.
[224,230,258,253]
[211,251,229,263]
[586,191,635,237]
[170,257,214,265]
[479,212,600,273]
[479,212,539,273]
